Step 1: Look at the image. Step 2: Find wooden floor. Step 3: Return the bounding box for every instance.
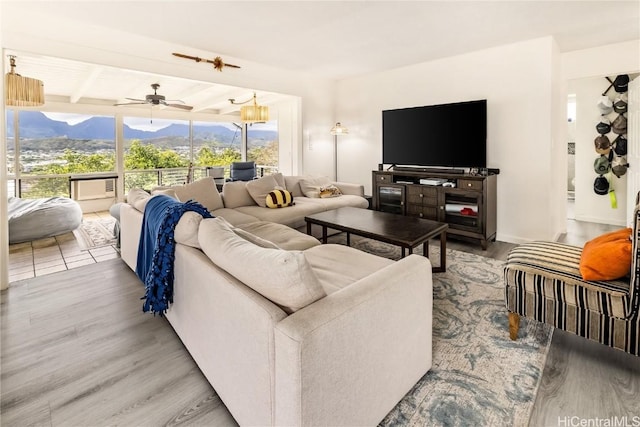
[2,219,639,426]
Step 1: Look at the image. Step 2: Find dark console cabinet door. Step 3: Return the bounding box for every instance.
[376,184,405,214]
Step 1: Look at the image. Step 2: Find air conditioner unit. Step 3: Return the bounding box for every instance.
[71,178,116,201]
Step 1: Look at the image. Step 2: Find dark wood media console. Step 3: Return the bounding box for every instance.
[372,169,497,249]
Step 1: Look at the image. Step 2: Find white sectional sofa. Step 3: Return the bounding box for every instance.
[120,174,433,426]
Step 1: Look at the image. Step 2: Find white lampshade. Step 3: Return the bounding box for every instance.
[330,122,349,135]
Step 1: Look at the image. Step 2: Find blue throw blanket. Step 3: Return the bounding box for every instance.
[136,195,213,315]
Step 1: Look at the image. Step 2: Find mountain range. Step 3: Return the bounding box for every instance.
[6,111,277,144]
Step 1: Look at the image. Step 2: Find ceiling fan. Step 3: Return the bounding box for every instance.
[114,83,193,111]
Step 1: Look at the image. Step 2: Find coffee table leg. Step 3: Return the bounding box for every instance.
[306,222,311,235]
[346,232,351,246]
[322,226,327,244]
[439,230,446,272]
[401,247,406,258]
[423,241,429,258]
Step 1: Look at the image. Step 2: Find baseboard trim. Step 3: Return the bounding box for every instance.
[573,215,626,227]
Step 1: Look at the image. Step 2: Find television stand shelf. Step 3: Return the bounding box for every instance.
[372,170,497,249]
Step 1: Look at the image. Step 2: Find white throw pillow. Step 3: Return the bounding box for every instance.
[246,175,280,207]
[172,177,223,212]
[299,176,332,198]
[127,188,152,212]
[284,175,307,198]
[271,172,286,189]
[174,211,205,248]
[151,188,178,199]
[222,181,256,208]
[199,218,326,313]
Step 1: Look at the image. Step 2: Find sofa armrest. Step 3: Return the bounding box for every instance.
[332,181,364,197]
[120,203,143,271]
[274,255,432,426]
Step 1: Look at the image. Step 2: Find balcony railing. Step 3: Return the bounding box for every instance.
[7,164,280,199]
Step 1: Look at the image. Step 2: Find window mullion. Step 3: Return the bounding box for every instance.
[241,123,247,161]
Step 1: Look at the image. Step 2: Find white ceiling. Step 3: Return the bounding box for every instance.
[3,1,639,116]
[5,52,289,117]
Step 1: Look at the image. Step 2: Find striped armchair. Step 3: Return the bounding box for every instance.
[504,203,640,356]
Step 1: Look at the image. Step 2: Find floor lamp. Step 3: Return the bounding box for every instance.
[330,122,349,181]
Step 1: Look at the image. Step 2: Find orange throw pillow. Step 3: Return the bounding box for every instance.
[579,228,632,281]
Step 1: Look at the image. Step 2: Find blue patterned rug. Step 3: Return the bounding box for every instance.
[331,237,553,426]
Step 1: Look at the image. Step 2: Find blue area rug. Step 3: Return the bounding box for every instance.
[340,238,553,426]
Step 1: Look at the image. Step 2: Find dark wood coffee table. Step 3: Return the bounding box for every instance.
[305,207,448,272]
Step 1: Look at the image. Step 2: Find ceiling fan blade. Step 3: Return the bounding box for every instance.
[166,103,193,111]
[125,97,146,102]
[114,102,147,106]
[165,99,186,104]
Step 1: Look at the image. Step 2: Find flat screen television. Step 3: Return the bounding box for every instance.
[382,99,487,169]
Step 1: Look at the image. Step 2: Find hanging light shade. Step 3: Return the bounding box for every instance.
[5,56,45,107]
[240,92,269,123]
[330,122,349,135]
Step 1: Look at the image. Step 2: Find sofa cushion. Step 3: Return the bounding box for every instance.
[127,188,152,212]
[173,177,224,212]
[174,211,205,248]
[246,174,280,207]
[235,198,323,229]
[238,221,320,251]
[272,172,286,189]
[310,194,369,211]
[304,244,394,294]
[199,218,326,313]
[284,175,307,198]
[151,188,178,199]
[213,216,280,249]
[210,208,259,226]
[299,176,332,198]
[223,181,257,208]
[233,227,280,249]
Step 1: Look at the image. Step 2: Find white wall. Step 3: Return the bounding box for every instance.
[335,37,560,243]
[550,39,568,239]
[563,40,640,81]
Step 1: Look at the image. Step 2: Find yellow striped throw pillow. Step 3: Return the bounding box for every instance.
[266,189,294,208]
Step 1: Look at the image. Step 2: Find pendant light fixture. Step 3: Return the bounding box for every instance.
[229,92,269,123]
[5,55,45,107]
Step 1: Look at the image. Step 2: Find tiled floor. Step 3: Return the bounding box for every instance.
[8,211,120,283]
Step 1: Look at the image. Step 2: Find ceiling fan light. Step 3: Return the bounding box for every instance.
[5,56,45,107]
